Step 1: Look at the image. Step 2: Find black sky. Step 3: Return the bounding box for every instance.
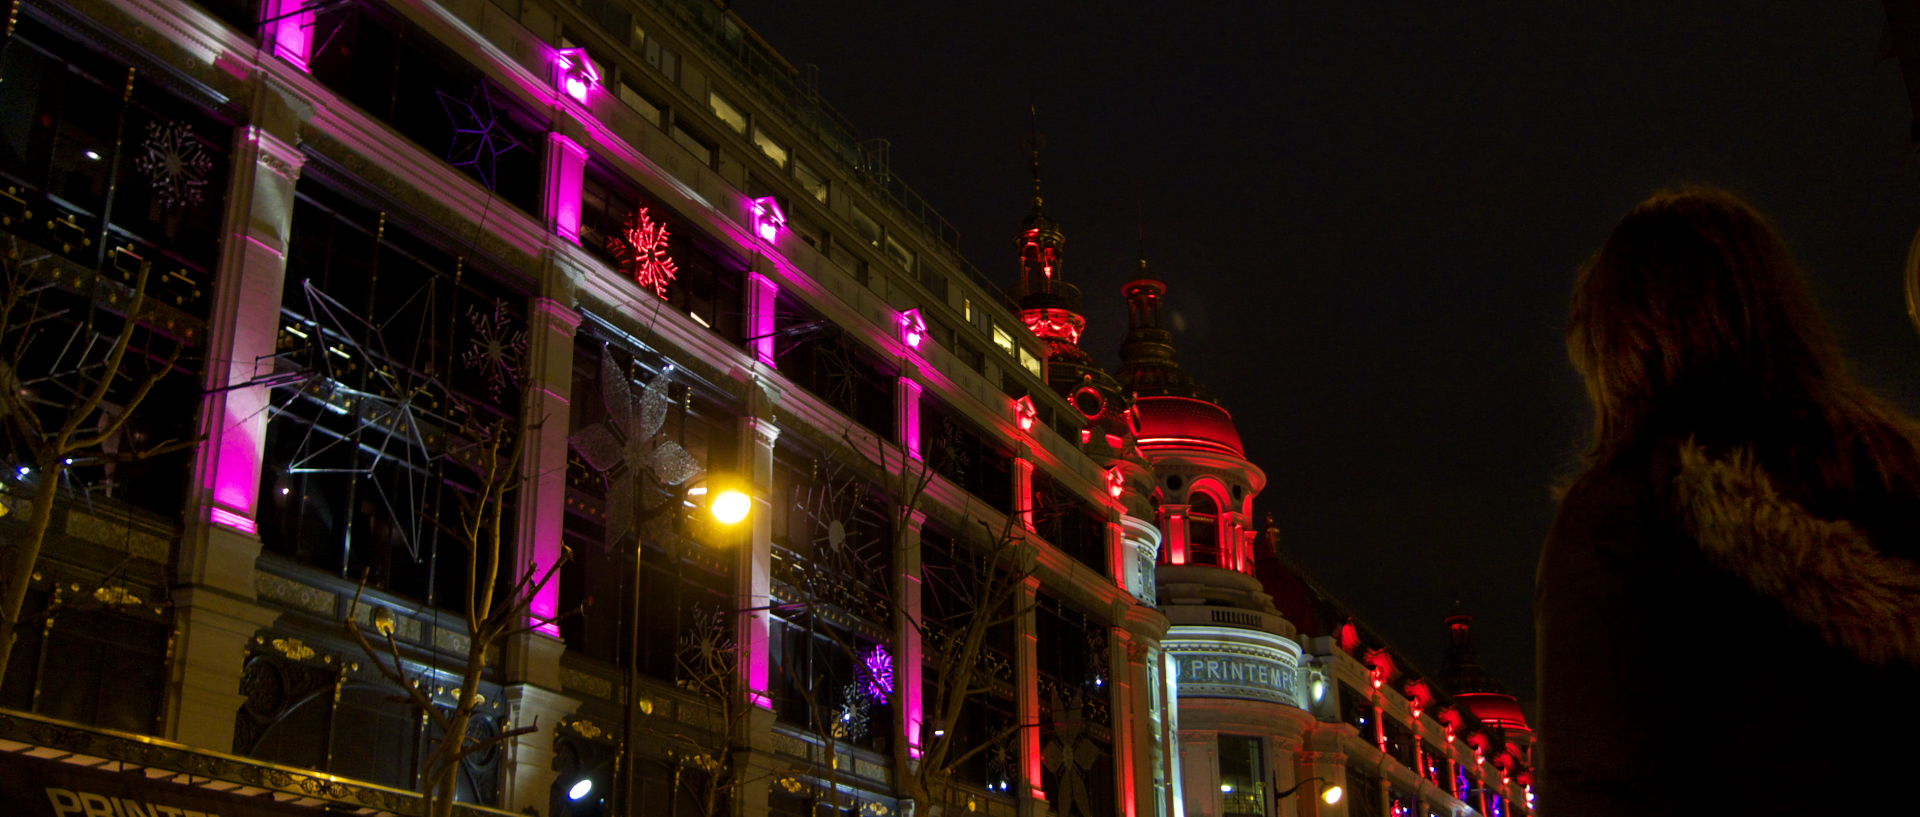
[728,1,1920,713]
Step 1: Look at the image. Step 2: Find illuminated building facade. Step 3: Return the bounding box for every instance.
[0,1,1531,816]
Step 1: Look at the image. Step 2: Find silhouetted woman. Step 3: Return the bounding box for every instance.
[1537,188,1920,815]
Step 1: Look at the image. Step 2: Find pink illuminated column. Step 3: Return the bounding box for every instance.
[1163,505,1189,564]
[544,133,586,244]
[1016,576,1045,804]
[738,386,781,709]
[896,374,922,461]
[745,270,779,367]
[194,126,305,537]
[1014,456,1035,532]
[895,511,926,757]
[1109,627,1140,817]
[515,296,582,637]
[261,0,315,72]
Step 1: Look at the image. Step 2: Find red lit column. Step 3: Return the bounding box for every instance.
[1107,516,1127,589]
[1017,576,1045,813]
[1162,504,1190,564]
[544,133,586,244]
[170,115,303,751]
[1014,456,1036,531]
[1109,627,1142,817]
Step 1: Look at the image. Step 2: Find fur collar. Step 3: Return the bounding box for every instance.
[1674,442,1920,667]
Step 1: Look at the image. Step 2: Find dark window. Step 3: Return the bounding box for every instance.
[0,585,166,733]
[557,337,738,682]
[259,177,528,604]
[1032,470,1107,575]
[1218,735,1267,817]
[1384,716,1416,768]
[307,2,542,214]
[920,524,1017,796]
[1421,739,1447,787]
[1340,683,1374,734]
[1347,765,1384,817]
[773,291,895,437]
[580,160,744,343]
[1188,492,1221,566]
[920,398,1012,513]
[1035,594,1113,817]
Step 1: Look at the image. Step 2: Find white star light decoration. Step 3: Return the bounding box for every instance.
[460,299,528,399]
[134,120,212,207]
[607,207,678,298]
[437,83,524,192]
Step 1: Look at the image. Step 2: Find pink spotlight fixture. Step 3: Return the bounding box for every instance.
[749,196,786,243]
[553,47,601,103]
[208,506,257,535]
[1013,395,1038,433]
[899,308,927,350]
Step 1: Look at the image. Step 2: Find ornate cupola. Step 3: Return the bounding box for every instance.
[1013,127,1115,402]
[1116,257,1211,402]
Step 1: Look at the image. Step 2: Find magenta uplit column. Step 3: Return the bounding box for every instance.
[896,512,926,757]
[262,0,314,72]
[544,133,586,244]
[896,376,922,461]
[197,126,305,535]
[746,272,778,367]
[519,297,582,637]
[739,401,781,709]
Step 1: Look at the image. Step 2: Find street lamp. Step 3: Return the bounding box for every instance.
[617,474,753,816]
[1275,775,1344,807]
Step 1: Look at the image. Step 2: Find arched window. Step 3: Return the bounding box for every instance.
[1188,492,1221,567]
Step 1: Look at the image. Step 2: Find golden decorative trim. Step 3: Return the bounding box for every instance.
[269,637,315,662]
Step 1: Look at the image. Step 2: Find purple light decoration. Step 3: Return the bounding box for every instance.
[750,196,785,243]
[863,645,894,704]
[898,308,927,351]
[553,48,601,103]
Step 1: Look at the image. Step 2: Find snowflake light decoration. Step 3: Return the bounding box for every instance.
[460,299,528,399]
[134,120,212,207]
[860,644,894,704]
[438,82,525,192]
[833,682,871,741]
[607,207,678,298]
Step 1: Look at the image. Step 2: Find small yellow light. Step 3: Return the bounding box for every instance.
[1321,785,1344,805]
[710,489,751,525]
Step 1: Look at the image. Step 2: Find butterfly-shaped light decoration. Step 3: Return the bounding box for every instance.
[568,346,701,542]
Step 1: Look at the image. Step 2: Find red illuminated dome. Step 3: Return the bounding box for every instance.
[1134,395,1245,456]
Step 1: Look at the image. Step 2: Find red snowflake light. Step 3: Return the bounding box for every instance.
[608,207,678,298]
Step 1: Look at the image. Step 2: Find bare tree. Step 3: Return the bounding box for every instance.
[0,244,193,682]
[343,418,567,817]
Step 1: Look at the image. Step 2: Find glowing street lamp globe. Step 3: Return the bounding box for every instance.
[710,488,752,526]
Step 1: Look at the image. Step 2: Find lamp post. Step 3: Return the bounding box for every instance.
[616,476,752,817]
[1274,775,1344,814]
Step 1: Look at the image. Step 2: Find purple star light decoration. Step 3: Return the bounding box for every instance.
[438,82,524,191]
[860,644,893,704]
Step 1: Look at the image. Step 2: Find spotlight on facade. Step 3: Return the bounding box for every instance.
[553,47,600,103]
[899,308,927,350]
[750,196,786,242]
[567,778,593,801]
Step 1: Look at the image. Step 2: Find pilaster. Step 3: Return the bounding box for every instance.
[1016,576,1043,816]
[168,90,306,751]
[507,293,580,687]
[896,510,926,756]
[500,683,581,816]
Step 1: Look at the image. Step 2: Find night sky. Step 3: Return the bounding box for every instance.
[730,1,1920,714]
